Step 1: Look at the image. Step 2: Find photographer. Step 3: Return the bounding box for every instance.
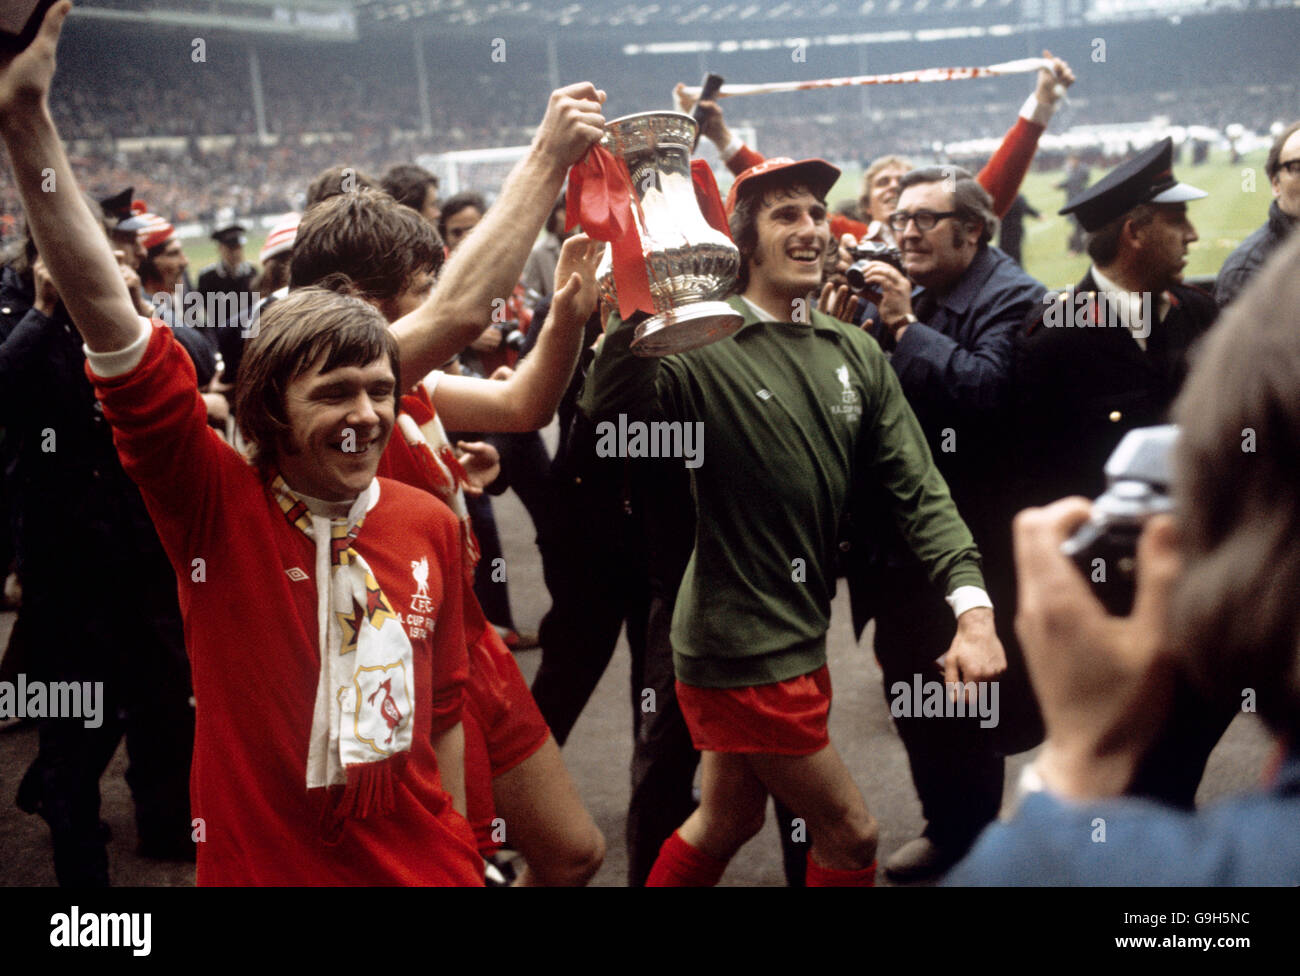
[949,234,1300,885]
[835,165,1046,882]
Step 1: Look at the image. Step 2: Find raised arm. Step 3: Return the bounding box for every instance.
[432,234,603,432]
[977,52,1075,218]
[390,83,607,383]
[0,2,140,353]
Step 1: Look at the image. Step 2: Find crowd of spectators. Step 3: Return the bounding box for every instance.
[4,77,1291,242]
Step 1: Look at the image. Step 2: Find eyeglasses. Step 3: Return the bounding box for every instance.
[888,209,959,233]
[1277,159,1300,177]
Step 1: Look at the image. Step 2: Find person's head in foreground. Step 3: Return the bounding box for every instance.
[1168,232,1300,742]
[946,234,1300,886]
[290,187,442,323]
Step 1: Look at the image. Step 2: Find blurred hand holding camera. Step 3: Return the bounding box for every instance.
[1013,498,1183,800]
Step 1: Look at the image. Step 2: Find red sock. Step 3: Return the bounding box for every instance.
[805,852,877,887]
[645,830,728,887]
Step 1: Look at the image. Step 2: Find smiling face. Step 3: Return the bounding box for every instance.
[278,354,397,502]
[861,163,908,225]
[895,181,979,292]
[745,187,831,307]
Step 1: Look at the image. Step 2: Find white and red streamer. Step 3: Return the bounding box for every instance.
[682,57,1052,99]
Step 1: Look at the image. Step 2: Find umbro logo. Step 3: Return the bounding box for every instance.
[285,567,309,582]
[756,389,773,401]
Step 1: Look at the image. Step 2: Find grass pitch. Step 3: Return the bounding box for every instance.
[829,147,1269,290]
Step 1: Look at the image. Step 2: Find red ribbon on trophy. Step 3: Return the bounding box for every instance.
[567,144,655,319]
[691,158,731,240]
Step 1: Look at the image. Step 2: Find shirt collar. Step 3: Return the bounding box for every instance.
[915,244,997,317]
[730,294,848,339]
[1089,264,1170,349]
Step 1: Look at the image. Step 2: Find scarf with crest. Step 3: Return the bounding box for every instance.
[271,475,413,841]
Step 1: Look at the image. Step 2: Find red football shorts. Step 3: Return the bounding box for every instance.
[675,664,832,756]
[462,606,551,855]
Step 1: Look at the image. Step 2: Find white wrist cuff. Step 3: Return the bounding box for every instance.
[720,134,745,162]
[1019,93,1055,128]
[85,316,152,377]
[946,585,994,619]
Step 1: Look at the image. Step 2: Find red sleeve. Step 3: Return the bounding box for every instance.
[425,515,469,735]
[88,323,241,565]
[727,144,766,176]
[830,215,870,241]
[976,116,1044,219]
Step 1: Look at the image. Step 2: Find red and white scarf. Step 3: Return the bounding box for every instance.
[272,475,414,839]
[394,373,481,579]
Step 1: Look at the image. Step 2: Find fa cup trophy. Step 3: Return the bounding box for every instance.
[595,111,743,356]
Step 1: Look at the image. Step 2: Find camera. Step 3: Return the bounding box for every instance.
[1060,424,1178,616]
[845,241,906,294]
[492,319,527,353]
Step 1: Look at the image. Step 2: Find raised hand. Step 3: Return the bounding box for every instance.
[673,81,729,146]
[455,440,500,496]
[533,82,607,171]
[550,233,604,328]
[0,0,69,120]
[1035,49,1076,107]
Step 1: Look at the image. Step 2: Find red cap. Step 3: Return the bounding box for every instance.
[724,157,841,217]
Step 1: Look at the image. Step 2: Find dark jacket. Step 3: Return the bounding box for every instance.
[0,265,175,586]
[1214,200,1297,308]
[846,245,1045,631]
[1014,269,1217,508]
[853,245,1046,536]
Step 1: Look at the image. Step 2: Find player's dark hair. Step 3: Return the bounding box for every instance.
[380,163,440,213]
[290,187,443,302]
[305,165,377,208]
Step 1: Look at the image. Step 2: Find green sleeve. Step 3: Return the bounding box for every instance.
[577,310,668,422]
[857,338,986,594]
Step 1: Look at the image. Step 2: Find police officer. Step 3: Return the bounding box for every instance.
[196,224,256,379]
[1017,136,1215,507]
[1016,136,1226,807]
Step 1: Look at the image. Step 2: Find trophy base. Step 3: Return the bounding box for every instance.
[631,301,744,357]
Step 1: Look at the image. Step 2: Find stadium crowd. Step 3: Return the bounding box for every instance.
[2,1,1299,889]
[2,24,1295,238]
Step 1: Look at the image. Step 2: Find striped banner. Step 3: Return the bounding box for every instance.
[682,57,1052,99]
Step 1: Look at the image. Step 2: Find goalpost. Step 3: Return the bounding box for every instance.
[417,145,533,199]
